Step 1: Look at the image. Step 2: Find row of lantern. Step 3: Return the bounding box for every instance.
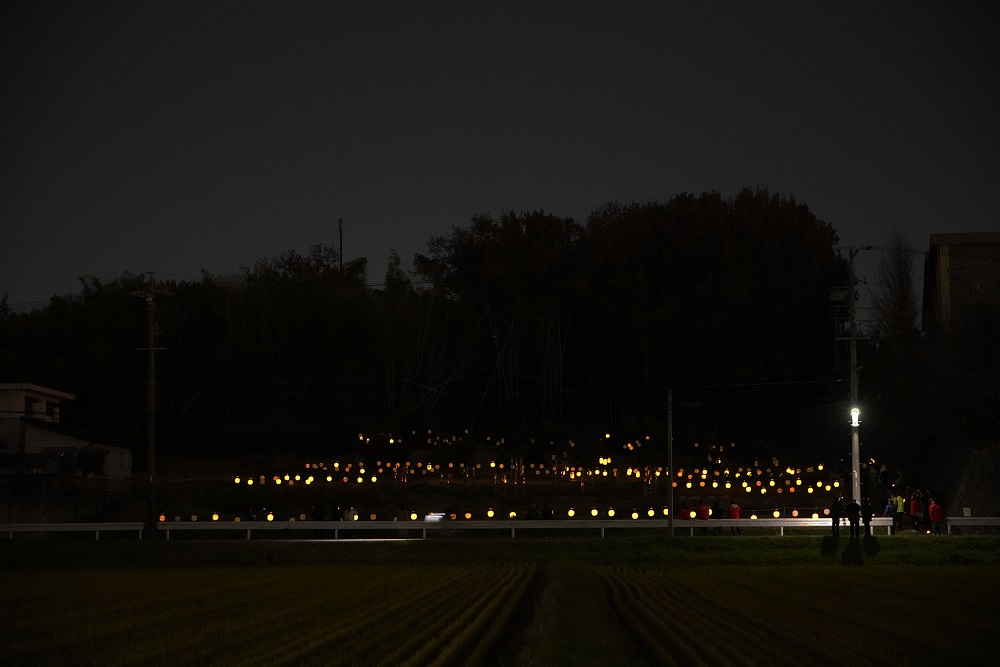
[231,470,843,496]
[159,506,839,523]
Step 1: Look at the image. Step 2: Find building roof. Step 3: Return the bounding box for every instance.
[20,417,131,449]
[0,383,76,401]
[928,231,1000,246]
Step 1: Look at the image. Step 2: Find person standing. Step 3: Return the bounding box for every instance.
[893,492,907,535]
[910,493,924,532]
[928,498,945,535]
[696,500,711,535]
[861,497,873,537]
[727,499,741,535]
[846,498,862,539]
[830,496,845,537]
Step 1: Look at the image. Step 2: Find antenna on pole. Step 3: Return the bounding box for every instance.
[131,273,173,540]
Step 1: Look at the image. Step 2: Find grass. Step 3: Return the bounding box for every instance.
[2,535,998,666]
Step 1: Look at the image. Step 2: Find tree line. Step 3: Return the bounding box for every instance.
[2,187,994,465]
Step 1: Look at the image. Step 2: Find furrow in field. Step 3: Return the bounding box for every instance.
[222,565,498,667]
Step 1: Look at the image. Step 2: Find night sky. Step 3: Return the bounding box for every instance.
[2,1,997,309]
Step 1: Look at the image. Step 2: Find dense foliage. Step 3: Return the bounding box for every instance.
[19,186,984,465]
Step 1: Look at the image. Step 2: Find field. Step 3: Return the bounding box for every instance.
[3,535,999,666]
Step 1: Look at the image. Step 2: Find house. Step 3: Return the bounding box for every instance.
[0,383,132,494]
[922,232,1000,335]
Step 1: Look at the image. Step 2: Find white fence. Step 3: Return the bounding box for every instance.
[154,516,896,540]
[1,522,144,540]
[5,516,997,540]
[945,516,1000,535]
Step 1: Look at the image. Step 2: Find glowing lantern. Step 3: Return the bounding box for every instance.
[631,512,639,520]
[234,477,241,484]
[607,509,615,517]
[191,515,197,522]
[266,512,274,521]
[464,513,472,519]
[487,509,495,518]
[773,510,780,518]
[410,512,418,521]
[689,510,696,519]
[247,479,253,486]
[299,514,306,521]
[568,509,576,517]
[509,511,517,519]
[648,509,655,517]
[212,513,219,521]
[591,509,599,517]
[158,514,166,522]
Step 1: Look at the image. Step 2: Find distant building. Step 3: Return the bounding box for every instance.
[0,383,132,493]
[922,232,1000,335]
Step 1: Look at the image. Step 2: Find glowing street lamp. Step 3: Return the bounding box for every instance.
[850,406,861,503]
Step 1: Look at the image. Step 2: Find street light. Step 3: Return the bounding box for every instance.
[850,407,861,503]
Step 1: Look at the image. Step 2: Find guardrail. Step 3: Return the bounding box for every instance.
[5,516,993,540]
[1,522,145,540]
[155,516,897,540]
[945,516,1000,535]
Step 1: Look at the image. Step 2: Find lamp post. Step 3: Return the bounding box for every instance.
[847,246,865,504]
[850,407,861,503]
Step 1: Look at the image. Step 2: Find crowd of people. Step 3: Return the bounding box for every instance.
[827,477,946,539]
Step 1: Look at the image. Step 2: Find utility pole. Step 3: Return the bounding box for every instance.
[132,274,171,539]
[667,388,674,538]
[848,248,862,504]
[338,218,344,270]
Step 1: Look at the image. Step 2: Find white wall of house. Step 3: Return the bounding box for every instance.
[0,383,75,452]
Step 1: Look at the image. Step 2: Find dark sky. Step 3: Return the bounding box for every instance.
[2,1,998,309]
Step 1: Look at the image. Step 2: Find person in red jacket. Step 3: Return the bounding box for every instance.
[727,500,741,535]
[910,495,924,532]
[928,498,945,535]
[695,500,711,534]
